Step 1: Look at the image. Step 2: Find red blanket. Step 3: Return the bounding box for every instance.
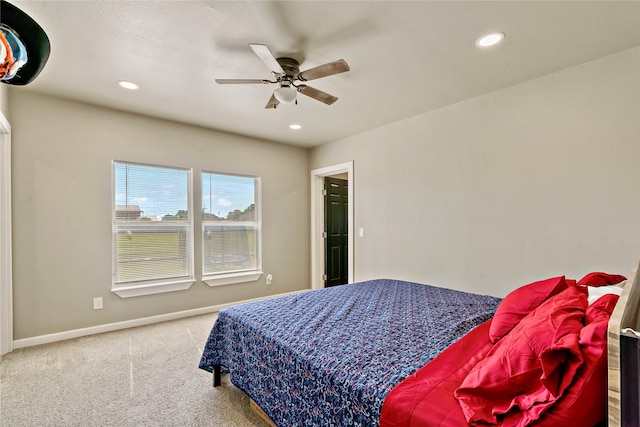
[380,320,493,426]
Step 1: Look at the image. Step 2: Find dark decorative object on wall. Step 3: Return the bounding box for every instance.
[0,0,50,85]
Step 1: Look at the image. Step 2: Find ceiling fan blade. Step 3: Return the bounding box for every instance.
[298,59,350,81]
[265,93,280,109]
[215,79,271,84]
[298,85,338,105]
[249,43,285,75]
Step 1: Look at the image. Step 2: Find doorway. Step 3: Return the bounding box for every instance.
[310,161,353,290]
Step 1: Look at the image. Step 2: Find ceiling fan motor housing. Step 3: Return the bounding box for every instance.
[276,57,300,82]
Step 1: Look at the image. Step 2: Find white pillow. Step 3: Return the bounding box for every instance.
[587,284,623,305]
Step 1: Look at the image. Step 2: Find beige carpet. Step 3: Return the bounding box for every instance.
[0,313,270,427]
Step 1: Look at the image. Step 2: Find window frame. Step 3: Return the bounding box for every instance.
[111,160,195,298]
[201,171,263,287]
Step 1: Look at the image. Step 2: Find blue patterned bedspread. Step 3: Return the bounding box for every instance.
[199,279,501,426]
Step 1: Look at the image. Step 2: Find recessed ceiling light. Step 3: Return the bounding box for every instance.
[118,80,140,90]
[476,32,505,48]
[289,124,302,130]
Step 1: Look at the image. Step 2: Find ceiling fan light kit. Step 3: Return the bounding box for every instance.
[215,43,350,109]
[274,85,297,104]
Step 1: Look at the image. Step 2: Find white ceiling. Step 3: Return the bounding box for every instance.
[10,1,640,147]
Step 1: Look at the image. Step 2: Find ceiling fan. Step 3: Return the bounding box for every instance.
[215,43,350,109]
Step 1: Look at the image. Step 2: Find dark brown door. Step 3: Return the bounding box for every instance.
[324,177,348,287]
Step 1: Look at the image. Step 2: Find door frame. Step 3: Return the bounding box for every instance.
[0,111,12,355]
[310,161,353,290]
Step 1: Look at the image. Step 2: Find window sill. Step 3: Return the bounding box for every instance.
[112,279,195,298]
[203,271,263,287]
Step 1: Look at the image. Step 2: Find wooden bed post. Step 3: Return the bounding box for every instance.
[607,259,640,427]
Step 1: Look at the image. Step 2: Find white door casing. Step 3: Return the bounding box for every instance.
[0,112,12,355]
[310,161,354,290]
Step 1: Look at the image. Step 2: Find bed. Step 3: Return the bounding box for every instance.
[199,261,639,426]
[199,279,501,425]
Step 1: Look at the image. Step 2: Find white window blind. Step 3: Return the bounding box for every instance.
[113,162,193,286]
[202,172,260,277]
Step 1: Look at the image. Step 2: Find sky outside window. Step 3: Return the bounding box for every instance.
[114,162,188,219]
[202,172,255,220]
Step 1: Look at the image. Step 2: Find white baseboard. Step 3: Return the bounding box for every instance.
[12,289,310,350]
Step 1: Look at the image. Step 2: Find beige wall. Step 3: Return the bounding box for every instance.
[311,47,640,297]
[11,91,310,339]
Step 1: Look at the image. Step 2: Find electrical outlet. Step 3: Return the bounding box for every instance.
[93,297,103,310]
[266,274,273,285]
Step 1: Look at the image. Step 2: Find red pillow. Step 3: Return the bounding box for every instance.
[455,285,588,426]
[533,293,619,426]
[578,272,626,287]
[489,276,568,343]
[587,292,620,320]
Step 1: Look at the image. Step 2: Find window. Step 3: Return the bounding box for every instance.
[202,172,262,286]
[112,162,194,297]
